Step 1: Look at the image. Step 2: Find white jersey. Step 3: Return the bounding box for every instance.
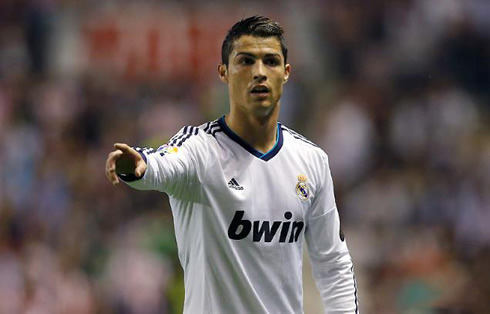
[122,117,359,314]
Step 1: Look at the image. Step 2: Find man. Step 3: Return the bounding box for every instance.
[106,15,359,313]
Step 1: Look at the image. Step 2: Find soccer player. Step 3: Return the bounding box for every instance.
[105,15,359,313]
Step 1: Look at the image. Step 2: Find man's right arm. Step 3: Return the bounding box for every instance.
[105,126,205,195]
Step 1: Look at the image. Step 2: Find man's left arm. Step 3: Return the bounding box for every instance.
[305,154,359,313]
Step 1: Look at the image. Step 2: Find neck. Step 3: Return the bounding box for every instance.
[225,107,279,153]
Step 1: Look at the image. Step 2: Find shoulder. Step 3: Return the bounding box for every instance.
[281,124,317,146]
[280,124,330,168]
[198,119,224,138]
[149,119,222,159]
[281,124,325,152]
[165,119,222,147]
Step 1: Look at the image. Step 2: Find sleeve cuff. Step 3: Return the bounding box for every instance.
[117,151,147,182]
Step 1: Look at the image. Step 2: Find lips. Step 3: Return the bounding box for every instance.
[250,85,270,94]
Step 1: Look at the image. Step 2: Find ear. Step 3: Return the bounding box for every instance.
[283,64,291,84]
[218,64,228,83]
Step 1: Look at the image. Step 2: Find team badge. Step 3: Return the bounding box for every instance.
[156,144,179,156]
[295,174,310,201]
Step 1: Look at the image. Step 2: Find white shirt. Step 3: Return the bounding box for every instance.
[122,117,359,314]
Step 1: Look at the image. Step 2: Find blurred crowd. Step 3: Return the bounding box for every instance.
[1,0,489,313]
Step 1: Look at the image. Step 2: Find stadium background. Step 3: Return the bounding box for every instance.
[0,0,489,312]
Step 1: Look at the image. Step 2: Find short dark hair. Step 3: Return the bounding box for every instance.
[221,15,288,66]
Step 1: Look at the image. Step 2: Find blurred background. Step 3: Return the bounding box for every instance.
[0,0,489,313]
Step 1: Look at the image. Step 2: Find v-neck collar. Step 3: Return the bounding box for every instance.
[217,116,283,161]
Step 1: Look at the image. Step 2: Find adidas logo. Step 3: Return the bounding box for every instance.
[228,178,244,190]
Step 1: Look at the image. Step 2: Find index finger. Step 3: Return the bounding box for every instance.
[113,143,142,158]
[114,143,133,153]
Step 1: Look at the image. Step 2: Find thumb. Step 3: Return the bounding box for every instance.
[135,163,146,178]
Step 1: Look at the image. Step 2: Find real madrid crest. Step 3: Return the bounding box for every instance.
[295,174,310,201]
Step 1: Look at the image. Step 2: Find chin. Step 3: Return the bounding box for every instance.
[253,103,276,117]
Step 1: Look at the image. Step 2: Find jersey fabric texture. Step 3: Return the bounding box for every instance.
[121,116,359,314]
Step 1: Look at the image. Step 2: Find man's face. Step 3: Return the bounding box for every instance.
[219,35,291,117]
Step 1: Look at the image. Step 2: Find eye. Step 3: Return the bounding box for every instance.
[264,57,280,66]
[238,57,254,65]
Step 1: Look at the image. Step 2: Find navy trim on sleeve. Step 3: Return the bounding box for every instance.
[281,125,317,147]
[352,265,359,314]
[169,126,200,147]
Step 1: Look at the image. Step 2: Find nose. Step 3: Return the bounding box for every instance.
[253,61,267,82]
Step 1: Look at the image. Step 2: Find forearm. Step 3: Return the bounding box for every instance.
[309,249,358,313]
[306,211,359,313]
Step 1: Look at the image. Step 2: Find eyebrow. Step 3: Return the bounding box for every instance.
[234,52,282,59]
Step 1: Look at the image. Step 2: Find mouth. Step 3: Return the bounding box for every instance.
[250,85,270,97]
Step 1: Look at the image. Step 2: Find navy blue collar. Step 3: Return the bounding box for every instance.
[218,116,283,161]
